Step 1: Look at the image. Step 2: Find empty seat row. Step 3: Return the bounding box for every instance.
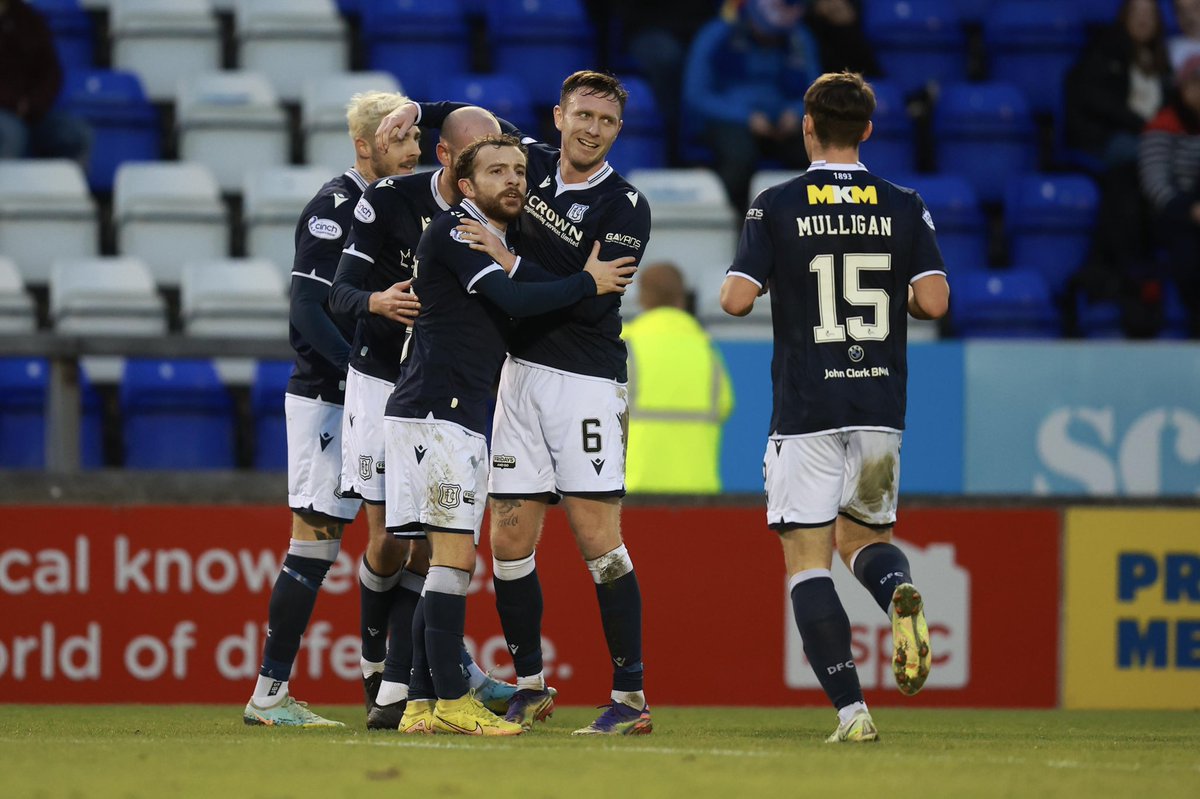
[0,356,293,470]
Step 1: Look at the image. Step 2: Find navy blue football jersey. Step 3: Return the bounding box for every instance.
[728,162,948,436]
[287,168,367,401]
[505,143,651,382]
[385,200,596,435]
[338,170,452,382]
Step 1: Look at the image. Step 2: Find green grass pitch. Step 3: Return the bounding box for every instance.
[1,705,1197,798]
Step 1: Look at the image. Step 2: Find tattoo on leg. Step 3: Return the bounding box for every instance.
[310,522,345,541]
[493,499,523,528]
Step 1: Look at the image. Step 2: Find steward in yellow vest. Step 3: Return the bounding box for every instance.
[623,263,734,493]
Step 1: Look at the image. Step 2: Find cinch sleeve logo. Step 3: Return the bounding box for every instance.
[807,185,879,204]
[307,217,342,240]
[354,196,376,223]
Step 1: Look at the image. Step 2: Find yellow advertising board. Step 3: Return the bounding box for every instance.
[1063,509,1200,709]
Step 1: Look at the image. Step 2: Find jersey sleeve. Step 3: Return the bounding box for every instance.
[596,188,651,263]
[328,179,411,319]
[727,190,775,288]
[292,191,353,285]
[909,194,948,282]
[434,218,511,293]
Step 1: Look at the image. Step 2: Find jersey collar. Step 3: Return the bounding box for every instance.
[344,168,369,190]
[430,168,452,211]
[554,160,613,195]
[460,199,509,244]
[806,161,867,172]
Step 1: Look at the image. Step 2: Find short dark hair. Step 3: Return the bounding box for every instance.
[803,71,875,149]
[560,70,628,116]
[454,133,527,182]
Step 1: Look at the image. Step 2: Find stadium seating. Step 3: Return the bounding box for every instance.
[486,0,596,102]
[1074,291,1124,339]
[302,71,403,176]
[59,69,160,193]
[1004,173,1099,296]
[361,0,471,100]
[120,358,236,469]
[0,160,98,285]
[862,80,914,176]
[176,71,290,193]
[50,256,167,336]
[1159,280,1192,339]
[954,0,995,23]
[110,0,222,102]
[0,357,103,469]
[50,255,168,382]
[862,0,967,96]
[250,359,291,470]
[30,0,94,70]
[0,257,37,335]
[951,269,1061,338]
[626,168,745,324]
[933,82,1037,204]
[235,0,349,102]
[113,161,229,287]
[984,2,1085,117]
[1072,0,1123,26]
[430,73,538,138]
[608,76,667,173]
[243,166,330,282]
[180,258,288,384]
[891,174,989,273]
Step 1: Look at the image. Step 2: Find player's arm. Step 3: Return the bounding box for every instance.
[328,183,421,325]
[721,196,774,316]
[908,275,949,320]
[376,101,524,151]
[290,275,350,370]
[907,196,950,321]
[456,237,634,316]
[571,191,652,323]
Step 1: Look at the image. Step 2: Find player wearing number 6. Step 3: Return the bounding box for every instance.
[720,71,950,744]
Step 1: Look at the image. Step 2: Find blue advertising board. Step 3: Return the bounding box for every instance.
[715,341,965,494]
[965,343,1200,495]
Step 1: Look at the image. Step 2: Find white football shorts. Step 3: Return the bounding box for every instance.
[488,357,628,498]
[340,365,392,503]
[764,429,901,529]
[286,392,361,522]
[383,414,487,542]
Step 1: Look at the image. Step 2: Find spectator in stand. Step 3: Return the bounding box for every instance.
[805,0,881,77]
[591,0,714,164]
[1065,0,1173,335]
[683,0,820,210]
[1169,0,1200,70]
[0,0,89,163]
[1139,53,1200,337]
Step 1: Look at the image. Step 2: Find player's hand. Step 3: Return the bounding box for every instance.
[368,279,421,325]
[455,219,517,272]
[582,241,637,295]
[375,102,419,153]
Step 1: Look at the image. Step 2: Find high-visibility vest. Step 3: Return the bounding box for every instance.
[623,307,734,494]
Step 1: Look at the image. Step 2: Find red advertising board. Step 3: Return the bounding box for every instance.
[0,506,1059,707]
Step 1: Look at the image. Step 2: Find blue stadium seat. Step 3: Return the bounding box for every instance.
[891,174,988,272]
[360,0,471,99]
[863,80,914,176]
[608,76,666,173]
[486,0,595,102]
[1075,291,1124,339]
[934,82,1037,203]
[955,0,995,22]
[984,2,1085,117]
[120,359,235,469]
[251,360,291,471]
[59,69,160,193]
[0,357,102,469]
[862,0,967,96]
[1159,280,1192,339]
[1069,0,1121,26]
[429,73,538,136]
[30,0,93,71]
[1004,173,1098,296]
[952,269,1061,338]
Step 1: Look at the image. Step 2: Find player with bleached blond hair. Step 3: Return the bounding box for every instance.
[242,89,419,728]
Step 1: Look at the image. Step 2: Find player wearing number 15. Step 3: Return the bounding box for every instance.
[720,71,949,743]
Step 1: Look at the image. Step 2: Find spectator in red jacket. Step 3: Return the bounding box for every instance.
[0,0,90,163]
